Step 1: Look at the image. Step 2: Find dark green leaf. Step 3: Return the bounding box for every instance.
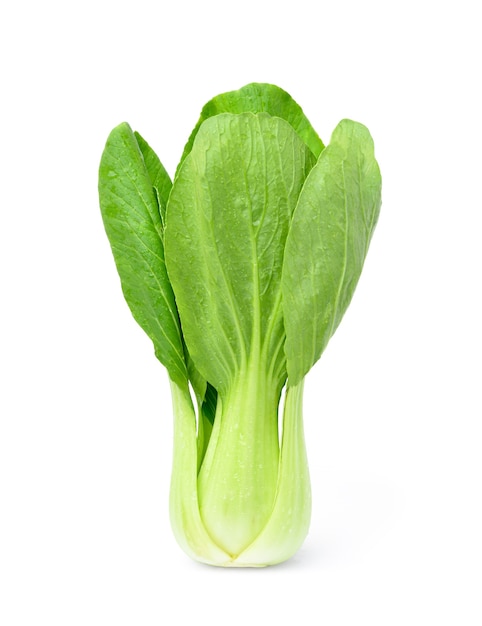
[134,131,172,230]
[98,122,187,385]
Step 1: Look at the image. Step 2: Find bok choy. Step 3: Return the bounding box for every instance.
[98,83,382,566]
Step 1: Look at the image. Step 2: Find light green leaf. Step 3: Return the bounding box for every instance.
[98,122,187,385]
[178,82,324,170]
[165,112,315,394]
[282,119,382,386]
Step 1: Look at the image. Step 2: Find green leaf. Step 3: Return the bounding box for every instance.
[282,119,382,386]
[165,112,316,394]
[134,131,172,230]
[98,122,187,385]
[178,82,324,170]
[131,133,213,402]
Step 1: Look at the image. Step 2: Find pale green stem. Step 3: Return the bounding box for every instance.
[197,364,281,558]
[236,378,311,566]
[169,375,311,567]
[168,378,229,564]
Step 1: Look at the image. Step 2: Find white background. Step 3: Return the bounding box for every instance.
[1,1,481,624]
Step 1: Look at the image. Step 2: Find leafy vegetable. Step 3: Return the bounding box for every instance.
[98,82,382,566]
